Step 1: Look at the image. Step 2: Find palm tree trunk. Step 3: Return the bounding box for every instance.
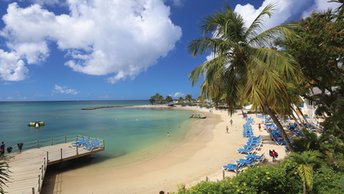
[290,106,303,129]
[263,103,294,151]
[296,106,309,124]
[303,181,307,194]
[293,106,304,125]
[290,113,303,129]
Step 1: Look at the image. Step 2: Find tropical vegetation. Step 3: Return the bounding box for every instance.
[188,3,301,150]
[149,93,196,105]
[179,1,344,193]
[0,161,9,194]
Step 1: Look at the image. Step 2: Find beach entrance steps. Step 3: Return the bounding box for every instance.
[3,135,104,194]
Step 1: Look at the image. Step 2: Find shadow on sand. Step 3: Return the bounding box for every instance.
[41,152,127,194]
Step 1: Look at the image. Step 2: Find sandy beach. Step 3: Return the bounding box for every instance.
[42,105,287,194]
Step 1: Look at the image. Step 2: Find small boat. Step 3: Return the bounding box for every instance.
[28,121,45,128]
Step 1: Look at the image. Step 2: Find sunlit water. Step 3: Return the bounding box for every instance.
[0,101,192,159]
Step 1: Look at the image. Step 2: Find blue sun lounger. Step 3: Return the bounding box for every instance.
[223,163,242,173]
[72,137,88,147]
[238,148,255,154]
[236,158,254,166]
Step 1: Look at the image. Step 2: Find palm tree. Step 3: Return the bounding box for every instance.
[178,97,184,104]
[185,94,193,104]
[0,161,9,194]
[287,151,321,194]
[165,96,173,104]
[149,96,155,105]
[188,4,302,150]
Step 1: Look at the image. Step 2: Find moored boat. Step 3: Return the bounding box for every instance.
[28,121,45,128]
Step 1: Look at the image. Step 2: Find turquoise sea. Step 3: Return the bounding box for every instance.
[0,101,192,159]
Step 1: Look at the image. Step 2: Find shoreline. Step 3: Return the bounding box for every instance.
[41,105,286,194]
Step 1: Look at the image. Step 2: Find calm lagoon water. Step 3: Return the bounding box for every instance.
[0,101,191,158]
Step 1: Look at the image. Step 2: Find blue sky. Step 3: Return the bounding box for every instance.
[0,0,339,101]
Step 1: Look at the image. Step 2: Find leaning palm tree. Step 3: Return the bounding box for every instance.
[189,4,303,150]
[0,160,10,194]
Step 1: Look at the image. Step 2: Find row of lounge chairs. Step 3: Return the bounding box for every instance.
[243,117,254,137]
[287,123,303,137]
[237,136,263,154]
[223,153,265,173]
[223,117,265,173]
[72,137,102,150]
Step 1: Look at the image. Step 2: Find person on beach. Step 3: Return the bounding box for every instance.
[230,119,233,126]
[270,150,278,161]
[0,142,5,157]
[226,126,229,133]
[272,150,278,159]
[17,143,23,152]
[258,123,261,131]
[269,149,274,161]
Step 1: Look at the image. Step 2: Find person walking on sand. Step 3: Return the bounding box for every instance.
[258,123,261,131]
[230,119,233,126]
[0,141,5,157]
[226,126,229,133]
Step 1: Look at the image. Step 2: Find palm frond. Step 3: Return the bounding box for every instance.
[189,63,206,86]
[252,47,301,82]
[297,164,314,191]
[248,24,298,48]
[244,4,275,41]
[0,161,10,193]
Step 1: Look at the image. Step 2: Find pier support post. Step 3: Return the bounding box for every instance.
[38,175,40,192]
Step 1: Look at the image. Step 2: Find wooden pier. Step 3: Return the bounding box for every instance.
[2,135,104,194]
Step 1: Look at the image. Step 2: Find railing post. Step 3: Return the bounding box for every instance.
[222,170,225,180]
[41,165,43,177]
[46,151,49,162]
[60,148,63,160]
[32,187,35,194]
[38,175,40,192]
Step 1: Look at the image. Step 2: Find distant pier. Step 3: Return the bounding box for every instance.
[3,135,105,194]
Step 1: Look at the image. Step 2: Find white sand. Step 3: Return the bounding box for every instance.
[42,106,287,194]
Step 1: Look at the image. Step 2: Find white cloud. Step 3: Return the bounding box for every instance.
[172,91,184,98]
[0,49,28,81]
[53,84,78,95]
[0,0,182,82]
[302,0,341,18]
[30,0,64,6]
[234,0,310,30]
[170,0,184,7]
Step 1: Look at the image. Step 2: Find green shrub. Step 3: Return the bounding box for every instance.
[313,165,344,194]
